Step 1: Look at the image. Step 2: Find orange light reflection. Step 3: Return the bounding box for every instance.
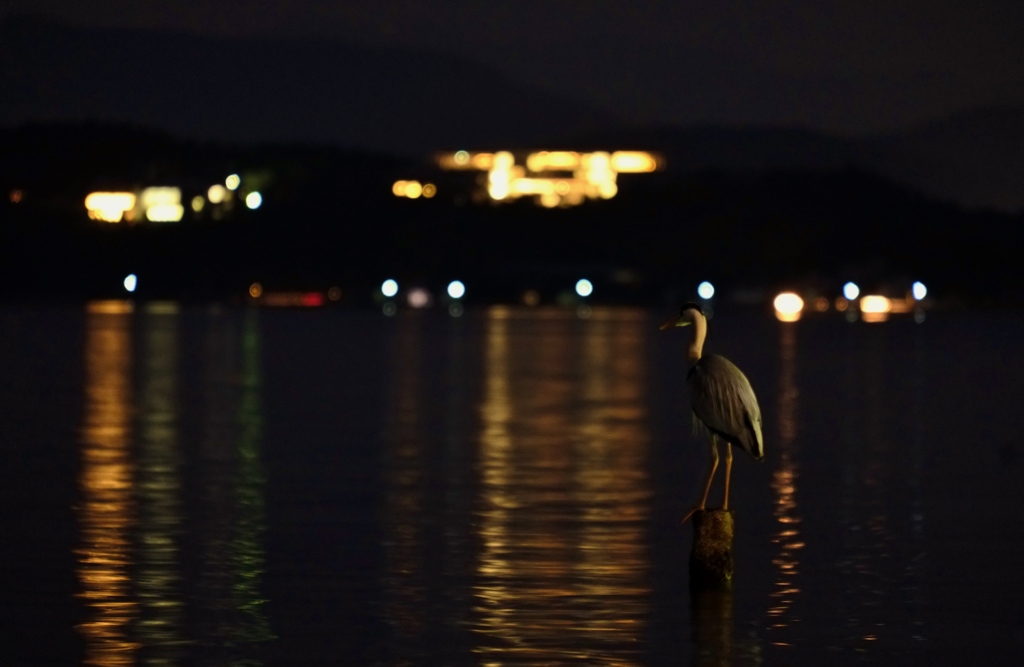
[767,323,803,648]
[77,305,139,665]
[474,307,652,664]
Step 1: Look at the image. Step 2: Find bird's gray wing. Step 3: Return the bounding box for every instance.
[688,354,764,459]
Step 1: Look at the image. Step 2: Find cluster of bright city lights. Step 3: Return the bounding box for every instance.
[433,149,659,207]
[85,174,261,222]
[772,281,928,322]
[85,187,186,222]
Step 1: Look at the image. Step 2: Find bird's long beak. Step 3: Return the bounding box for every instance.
[658,315,689,331]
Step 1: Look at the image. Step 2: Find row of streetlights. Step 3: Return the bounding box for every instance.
[380,278,596,302]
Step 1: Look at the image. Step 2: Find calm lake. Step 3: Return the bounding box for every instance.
[2,304,1024,665]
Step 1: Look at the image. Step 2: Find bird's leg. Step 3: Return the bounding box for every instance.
[722,443,734,510]
[682,437,719,523]
[698,439,720,508]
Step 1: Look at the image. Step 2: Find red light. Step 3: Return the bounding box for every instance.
[300,292,324,307]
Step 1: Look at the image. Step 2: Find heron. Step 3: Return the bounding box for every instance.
[660,303,764,523]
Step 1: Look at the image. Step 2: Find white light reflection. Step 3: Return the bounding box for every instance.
[381,312,427,649]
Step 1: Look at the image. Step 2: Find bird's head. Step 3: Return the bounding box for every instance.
[658,302,705,331]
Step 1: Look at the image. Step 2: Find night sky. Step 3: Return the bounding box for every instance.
[3,0,1022,134]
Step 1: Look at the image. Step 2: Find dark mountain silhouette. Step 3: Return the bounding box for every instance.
[859,106,1024,212]
[0,15,617,157]
[570,110,1024,212]
[2,16,1023,211]
[569,124,858,170]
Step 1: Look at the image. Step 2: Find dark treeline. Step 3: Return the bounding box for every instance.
[1,123,1020,306]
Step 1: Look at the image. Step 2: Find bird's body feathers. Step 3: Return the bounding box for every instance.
[687,354,764,460]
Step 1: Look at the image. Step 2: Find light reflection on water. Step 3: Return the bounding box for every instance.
[473,307,652,664]
[136,305,184,662]
[9,305,1017,664]
[75,304,270,666]
[833,320,929,658]
[767,323,803,647]
[382,311,427,643]
[77,308,138,666]
[195,308,272,660]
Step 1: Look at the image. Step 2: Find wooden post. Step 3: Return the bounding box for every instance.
[690,509,734,584]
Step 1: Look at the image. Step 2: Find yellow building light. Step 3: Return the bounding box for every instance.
[141,187,183,222]
[207,184,227,204]
[471,153,495,170]
[583,151,611,172]
[610,151,658,172]
[85,192,136,223]
[487,152,515,201]
[510,178,556,195]
[394,180,428,198]
[141,187,180,207]
[404,181,423,199]
[146,204,185,222]
[435,148,660,207]
[526,151,580,172]
[493,151,514,170]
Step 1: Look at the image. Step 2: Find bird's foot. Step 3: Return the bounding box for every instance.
[680,506,705,524]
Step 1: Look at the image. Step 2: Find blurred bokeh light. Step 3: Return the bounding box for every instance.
[773,292,804,322]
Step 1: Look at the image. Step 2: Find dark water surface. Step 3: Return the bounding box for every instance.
[3,304,1024,665]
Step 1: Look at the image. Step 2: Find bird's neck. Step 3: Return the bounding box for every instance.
[687,314,706,365]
